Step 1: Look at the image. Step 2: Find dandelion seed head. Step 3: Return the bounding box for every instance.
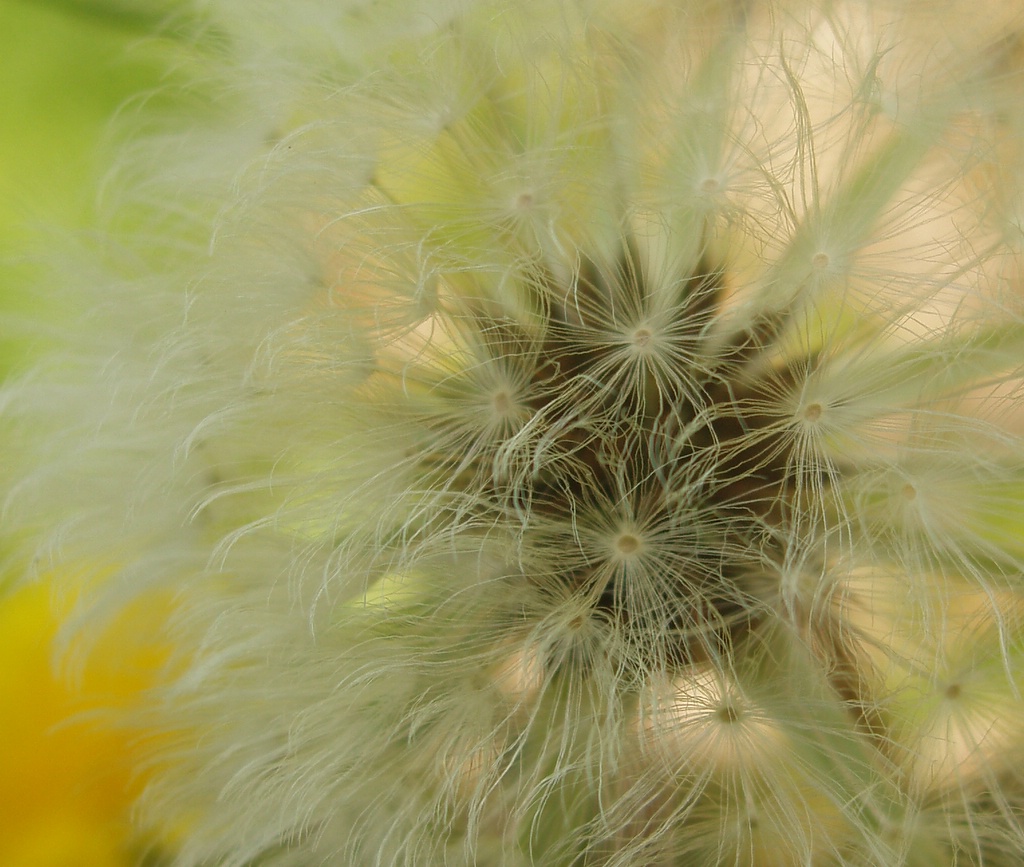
[643,667,789,776]
[7,0,1024,864]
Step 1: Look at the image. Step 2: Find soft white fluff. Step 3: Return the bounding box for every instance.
[7,0,1024,864]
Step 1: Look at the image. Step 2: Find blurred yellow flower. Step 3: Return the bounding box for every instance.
[0,577,168,867]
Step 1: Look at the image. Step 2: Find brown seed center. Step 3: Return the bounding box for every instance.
[633,328,653,348]
[716,704,740,723]
[803,402,823,422]
[616,533,641,555]
[492,391,512,414]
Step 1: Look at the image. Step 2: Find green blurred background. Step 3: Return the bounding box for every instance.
[0,0,183,374]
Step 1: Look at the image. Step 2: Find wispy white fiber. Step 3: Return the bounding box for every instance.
[6,0,1024,864]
